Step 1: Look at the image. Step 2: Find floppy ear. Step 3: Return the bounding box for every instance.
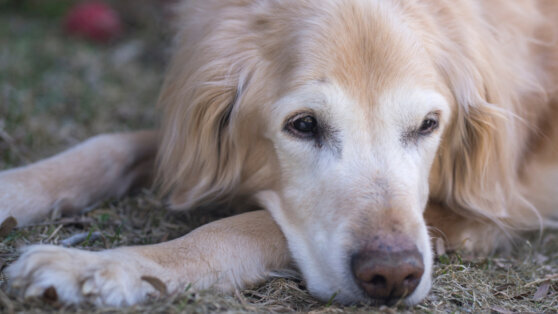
[429,78,513,219]
[428,30,543,227]
[155,10,273,210]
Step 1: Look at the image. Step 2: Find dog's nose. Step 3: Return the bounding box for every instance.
[351,246,424,301]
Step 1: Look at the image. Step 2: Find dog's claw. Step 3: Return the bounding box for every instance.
[81,280,96,296]
[43,286,58,302]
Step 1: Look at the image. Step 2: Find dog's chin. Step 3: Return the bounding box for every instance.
[305,278,366,305]
[307,271,432,307]
[404,274,432,306]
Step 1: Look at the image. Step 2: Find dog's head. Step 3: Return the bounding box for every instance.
[158,0,515,306]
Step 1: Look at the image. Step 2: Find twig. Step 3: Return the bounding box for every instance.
[44,224,64,243]
[0,289,14,314]
[524,274,558,287]
[60,231,102,247]
[17,217,95,228]
[0,124,29,164]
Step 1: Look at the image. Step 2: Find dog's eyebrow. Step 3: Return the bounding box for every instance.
[316,77,329,84]
[307,77,330,87]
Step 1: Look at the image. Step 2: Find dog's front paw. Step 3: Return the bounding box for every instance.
[6,245,165,307]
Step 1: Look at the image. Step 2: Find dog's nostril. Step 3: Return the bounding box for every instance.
[403,273,420,288]
[351,246,424,301]
[404,274,415,282]
[370,275,387,287]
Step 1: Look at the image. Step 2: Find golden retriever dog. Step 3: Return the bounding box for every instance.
[2,0,558,307]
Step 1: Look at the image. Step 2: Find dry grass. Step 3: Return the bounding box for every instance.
[1,7,558,314]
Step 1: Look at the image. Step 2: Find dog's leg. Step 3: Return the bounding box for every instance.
[6,210,291,307]
[424,203,509,254]
[0,130,157,227]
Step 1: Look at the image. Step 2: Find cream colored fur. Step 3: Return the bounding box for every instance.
[2,0,558,308]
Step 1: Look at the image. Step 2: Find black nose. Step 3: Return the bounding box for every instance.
[351,246,424,302]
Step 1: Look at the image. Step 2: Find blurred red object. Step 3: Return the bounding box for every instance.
[64,2,123,43]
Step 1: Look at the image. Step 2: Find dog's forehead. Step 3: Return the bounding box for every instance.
[278,0,440,106]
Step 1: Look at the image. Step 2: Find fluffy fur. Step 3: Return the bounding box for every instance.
[2,0,558,308]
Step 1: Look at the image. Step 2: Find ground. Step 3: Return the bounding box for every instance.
[1,5,558,313]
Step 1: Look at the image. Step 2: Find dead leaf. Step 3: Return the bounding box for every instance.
[512,292,530,300]
[0,217,17,238]
[493,258,512,269]
[495,283,513,291]
[534,253,549,264]
[160,233,169,242]
[491,306,512,314]
[533,282,550,301]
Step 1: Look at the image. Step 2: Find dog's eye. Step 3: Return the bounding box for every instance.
[286,114,318,138]
[418,116,439,135]
[293,116,317,133]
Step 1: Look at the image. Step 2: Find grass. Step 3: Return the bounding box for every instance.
[1,9,558,313]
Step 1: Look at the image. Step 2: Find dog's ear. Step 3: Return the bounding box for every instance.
[429,37,537,223]
[155,17,273,210]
